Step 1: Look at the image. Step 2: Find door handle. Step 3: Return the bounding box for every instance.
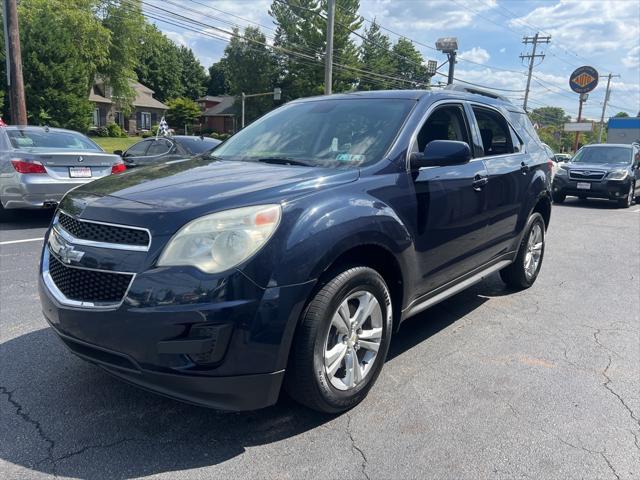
[520,162,530,174]
[472,174,488,191]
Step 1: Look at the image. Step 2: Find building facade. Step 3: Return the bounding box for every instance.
[198,95,237,134]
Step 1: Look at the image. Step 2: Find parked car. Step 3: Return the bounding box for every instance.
[554,153,571,163]
[0,126,125,217]
[541,143,557,179]
[115,135,221,168]
[552,143,640,208]
[39,87,552,413]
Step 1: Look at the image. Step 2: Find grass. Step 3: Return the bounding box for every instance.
[93,136,142,154]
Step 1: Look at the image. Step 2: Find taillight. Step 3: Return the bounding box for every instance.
[111,163,126,174]
[11,159,46,174]
[548,159,554,171]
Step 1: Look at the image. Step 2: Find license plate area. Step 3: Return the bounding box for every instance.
[69,167,92,178]
[576,182,591,190]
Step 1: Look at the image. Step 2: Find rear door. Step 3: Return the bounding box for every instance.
[410,102,490,294]
[469,104,530,260]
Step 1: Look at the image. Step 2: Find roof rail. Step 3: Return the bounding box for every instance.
[444,84,512,103]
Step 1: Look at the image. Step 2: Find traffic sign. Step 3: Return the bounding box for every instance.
[569,66,599,94]
[564,122,593,132]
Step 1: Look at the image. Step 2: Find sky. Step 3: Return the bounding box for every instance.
[150,0,640,120]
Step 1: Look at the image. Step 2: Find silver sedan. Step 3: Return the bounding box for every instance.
[0,126,124,215]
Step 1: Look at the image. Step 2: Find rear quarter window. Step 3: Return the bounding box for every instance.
[508,111,542,150]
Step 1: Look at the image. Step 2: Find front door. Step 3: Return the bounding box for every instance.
[410,103,490,295]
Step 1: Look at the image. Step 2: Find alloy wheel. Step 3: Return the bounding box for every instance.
[323,290,383,391]
[524,223,543,280]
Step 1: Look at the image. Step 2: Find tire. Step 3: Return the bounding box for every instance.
[617,182,634,209]
[552,192,565,203]
[285,266,393,413]
[500,212,546,290]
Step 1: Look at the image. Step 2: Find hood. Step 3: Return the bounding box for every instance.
[64,157,359,226]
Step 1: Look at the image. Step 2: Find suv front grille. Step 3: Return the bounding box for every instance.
[58,212,150,247]
[569,170,606,181]
[48,252,133,304]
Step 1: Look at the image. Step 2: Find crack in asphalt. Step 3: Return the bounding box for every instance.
[346,412,370,480]
[602,355,640,429]
[0,386,56,474]
[1,385,145,477]
[498,394,623,480]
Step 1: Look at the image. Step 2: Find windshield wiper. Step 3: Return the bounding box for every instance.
[255,157,315,167]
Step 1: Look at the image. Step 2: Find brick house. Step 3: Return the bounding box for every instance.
[197,95,237,134]
[89,79,169,134]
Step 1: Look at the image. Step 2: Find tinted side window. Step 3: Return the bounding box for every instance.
[147,139,173,156]
[126,140,151,156]
[414,104,471,152]
[472,107,513,156]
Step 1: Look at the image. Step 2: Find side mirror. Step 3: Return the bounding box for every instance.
[411,140,472,169]
[113,149,123,156]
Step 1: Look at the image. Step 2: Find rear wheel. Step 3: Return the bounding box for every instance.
[285,266,392,413]
[617,183,634,208]
[500,213,545,290]
[552,192,565,203]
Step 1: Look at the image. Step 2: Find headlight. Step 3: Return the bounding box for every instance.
[556,167,568,176]
[607,170,628,180]
[158,204,281,273]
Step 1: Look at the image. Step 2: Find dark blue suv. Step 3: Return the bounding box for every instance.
[39,86,552,413]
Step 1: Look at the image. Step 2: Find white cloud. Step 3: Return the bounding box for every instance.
[499,48,506,54]
[458,47,490,64]
[622,46,640,69]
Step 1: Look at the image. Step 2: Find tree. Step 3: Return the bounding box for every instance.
[100,0,145,116]
[269,0,362,99]
[613,111,630,118]
[529,107,570,127]
[135,24,182,102]
[391,38,429,88]
[18,0,110,130]
[166,97,201,130]
[222,27,278,122]
[207,61,228,96]
[358,21,394,90]
[179,46,207,100]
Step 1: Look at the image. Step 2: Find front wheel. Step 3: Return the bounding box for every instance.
[500,213,546,290]
[285,266,393,413]
[617,182,634,208]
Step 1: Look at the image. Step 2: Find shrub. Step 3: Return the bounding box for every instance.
[94,126,109,137]
[106,123,127,138]
[209,132,231,141]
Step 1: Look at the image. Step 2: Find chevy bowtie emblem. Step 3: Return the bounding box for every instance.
[49,231,85,264]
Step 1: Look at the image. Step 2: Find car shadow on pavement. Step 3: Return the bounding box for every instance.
[555,197,625,210]
[0,277,499,479]
[0,208,55,230]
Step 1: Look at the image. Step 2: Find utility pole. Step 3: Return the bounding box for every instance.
[447,51,456,85]
[324,0,335,95]
[520,33,551,112]
[2,0,27,125]
[598,73,620,143]
[573,93,588,152]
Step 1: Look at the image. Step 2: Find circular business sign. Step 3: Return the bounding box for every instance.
[569,66,599,94]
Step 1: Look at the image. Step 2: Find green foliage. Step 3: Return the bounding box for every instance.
[135,24,183,102]
[529,107,570,127]
[359,21,394,90]
[391,38,429,87]
[166,97,201,128]
[106,122,127,137]
[221,27,278,122]
[179,46,207,100]
[19,0,110,131]
[100,0,145,116]
[207,61,228,96]
[210,132,231,141]
[613,111,630,118]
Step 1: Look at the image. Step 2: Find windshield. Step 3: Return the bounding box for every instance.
[6,130,102,151]
[178,137,219,154]
[572,146,631,165]
[210,98,415,167]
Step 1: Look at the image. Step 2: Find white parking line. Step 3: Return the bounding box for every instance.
[0,237,44,246]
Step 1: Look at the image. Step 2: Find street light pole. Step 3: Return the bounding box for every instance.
[241,92,246,129]
[598,73,620,143]
[446,51,456,85]
[240,88,281,129]
[435,37,458,86]
[324,0,335,95]
[2,0,27,125]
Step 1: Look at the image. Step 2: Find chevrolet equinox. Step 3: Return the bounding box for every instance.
[39,86,552,413]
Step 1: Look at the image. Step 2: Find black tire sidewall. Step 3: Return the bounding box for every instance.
[311,268,392,411]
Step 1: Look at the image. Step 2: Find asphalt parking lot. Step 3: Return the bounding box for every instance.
[1,199,639,480]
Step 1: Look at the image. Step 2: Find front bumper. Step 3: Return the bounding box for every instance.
[552,175,631,200]
[39,257,315,410]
